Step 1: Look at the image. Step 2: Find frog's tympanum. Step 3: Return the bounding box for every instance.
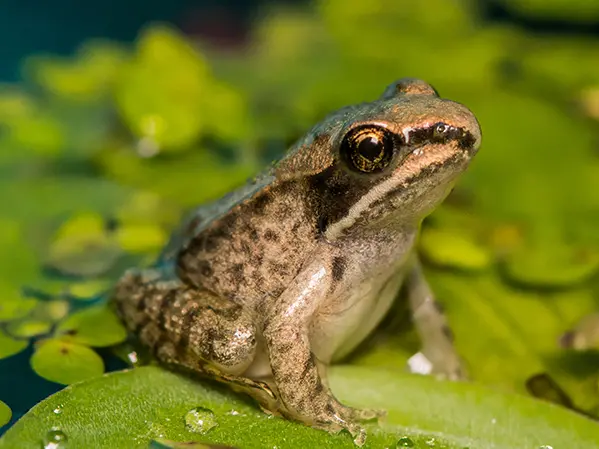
[113,79,482,445]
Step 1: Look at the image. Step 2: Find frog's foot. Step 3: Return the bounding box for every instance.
[406,261,468,382]
[435,358,468,381]
[308,403,371,446]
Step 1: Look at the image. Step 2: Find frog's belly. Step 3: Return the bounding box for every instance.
[310,269,406,363]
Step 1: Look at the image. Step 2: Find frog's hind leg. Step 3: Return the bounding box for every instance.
[112,268,280,411]
[405,259,466,380]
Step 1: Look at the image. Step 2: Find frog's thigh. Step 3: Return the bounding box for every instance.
[406,259,466,380]
[114,268,279,408]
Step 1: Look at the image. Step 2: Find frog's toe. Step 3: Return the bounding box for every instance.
[319,421,367,447]
[436,357,469,381]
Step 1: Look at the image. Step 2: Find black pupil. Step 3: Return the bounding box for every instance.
[358,136,383,161]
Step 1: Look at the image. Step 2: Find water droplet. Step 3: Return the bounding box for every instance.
[539,446,553,449]
[184,406,218,434]
[228,409,240,416]
[53,406,62,415]
[396,436,415,447]
[42,428,68,448]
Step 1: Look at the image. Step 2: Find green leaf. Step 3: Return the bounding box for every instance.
[0,329,28,360]
[55,305,127,347]
[5,319,52,338]
[0,400,11,427]
[501,244,599,288]
[0,290,37,322]
[115,222,168,254]
[1,366,598,448]
[30,339,104,385]
[45,212,122,277]
[419,228,492,272]
[115,26,211,150]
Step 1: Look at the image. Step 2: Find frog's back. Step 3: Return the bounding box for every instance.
[174,170,321,305]
[158,171,276,264]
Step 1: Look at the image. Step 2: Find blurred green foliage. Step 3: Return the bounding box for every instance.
[1,0,599,444]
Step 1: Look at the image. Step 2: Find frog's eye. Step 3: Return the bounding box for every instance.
[340,125,396,174]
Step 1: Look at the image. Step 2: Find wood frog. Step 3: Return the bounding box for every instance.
[113,78,482,445]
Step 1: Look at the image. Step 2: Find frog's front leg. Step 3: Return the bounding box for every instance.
[262,267,379,446]
[406,259,466,380]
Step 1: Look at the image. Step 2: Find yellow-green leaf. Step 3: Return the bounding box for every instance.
[30,339,104,385]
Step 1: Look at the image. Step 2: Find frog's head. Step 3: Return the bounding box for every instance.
[276,78,481,239]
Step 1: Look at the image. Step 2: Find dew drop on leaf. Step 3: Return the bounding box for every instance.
[539,446,553,449]
[42,427,68,448]
[396,436,415,447]
[184,406,218,434]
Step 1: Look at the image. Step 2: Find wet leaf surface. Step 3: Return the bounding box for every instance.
[2,366,598,449]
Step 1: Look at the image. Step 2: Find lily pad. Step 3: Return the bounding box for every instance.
[66,279,111,301]
[0,400,11,428]
[0,293,37,322]
[54,305,127,348]
[45,212,122,277]
[0,329,28,360]
[1,365,598,448]
[501,245,599,288]
[30,339,104,385]
[5,318,52,338]
[115,222,167,254]
[115,25,211,151]
[419,228,492,272]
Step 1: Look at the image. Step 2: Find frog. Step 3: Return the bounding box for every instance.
[112,78,482,446]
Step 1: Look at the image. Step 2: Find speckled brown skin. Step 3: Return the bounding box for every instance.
[112,78,482,446]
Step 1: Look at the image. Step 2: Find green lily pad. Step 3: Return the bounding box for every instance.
[66,279,111,300]
[0,292,37,322]
[501,245,599,288]
[419,228,493,272]
[0,400,11,427]
[1,366,598,448]
[0,329,28,360]
[55,305,127,347]
[45,212,122,277]
[33,299,70,322]
[6,319,52,338]
[30,339,104,385]
[115,26,211,151]
[115,222,167,254]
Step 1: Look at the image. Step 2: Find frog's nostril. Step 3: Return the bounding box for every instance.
[458,130,479,153]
